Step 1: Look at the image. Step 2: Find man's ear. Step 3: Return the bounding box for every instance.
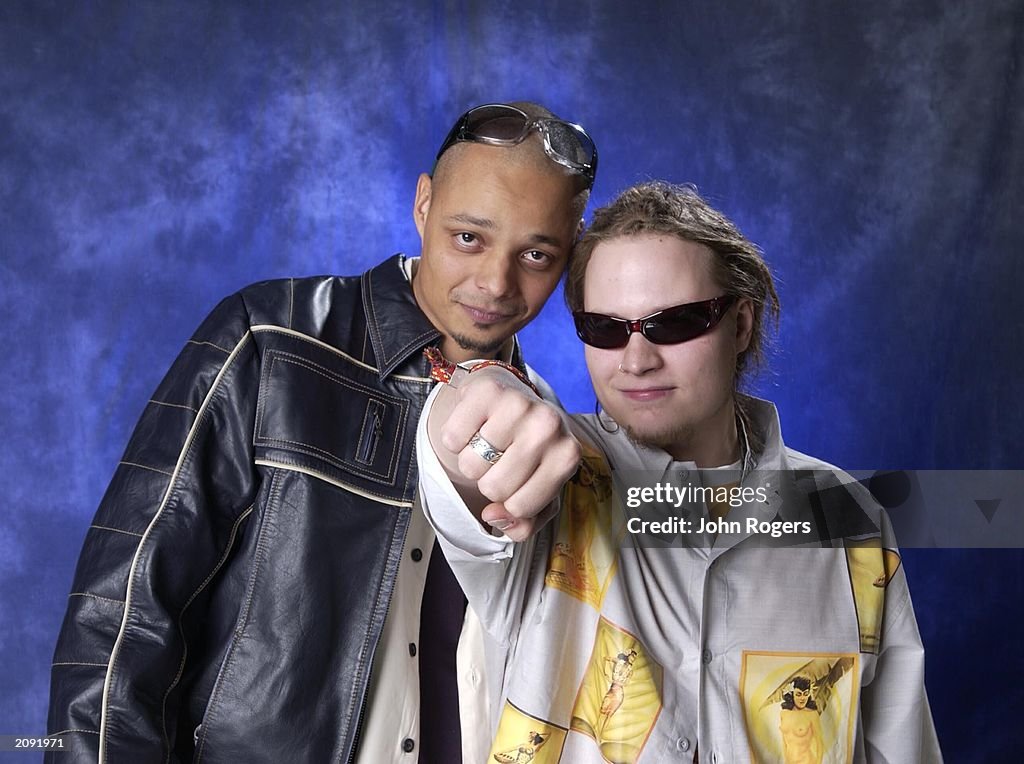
[413,173,433,239]
[734,297,754,355]
[574,217,585,242]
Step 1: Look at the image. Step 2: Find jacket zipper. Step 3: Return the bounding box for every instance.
[355,402,385,466]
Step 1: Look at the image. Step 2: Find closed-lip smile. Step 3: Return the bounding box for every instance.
[459,303,515,324]
[618,387,673,401]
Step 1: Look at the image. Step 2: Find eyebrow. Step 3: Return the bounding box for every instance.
[446,214,566,248]
[447,214,495,230]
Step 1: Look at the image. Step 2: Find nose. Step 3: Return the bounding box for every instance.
[617,332,662,375]
[474,252,517,299]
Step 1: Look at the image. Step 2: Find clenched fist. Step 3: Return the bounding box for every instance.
[426,365,581,541]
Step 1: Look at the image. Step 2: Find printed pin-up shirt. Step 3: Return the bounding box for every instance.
[415,393,942,764]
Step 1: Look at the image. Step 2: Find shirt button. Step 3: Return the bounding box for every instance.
[411,548,423,562]
[702,649,713,665]
[676,737,691,752]
[402,738,415,753]
[408,642,417,657]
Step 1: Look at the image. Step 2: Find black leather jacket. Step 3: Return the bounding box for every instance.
[48,255,533,763]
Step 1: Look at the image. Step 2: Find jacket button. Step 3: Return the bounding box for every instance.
[402,738,415,753]
[409,642,417,657]
[411,548,423,562]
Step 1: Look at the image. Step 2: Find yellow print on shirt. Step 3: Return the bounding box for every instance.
[845,539,902,653]
[570,617,662,764]
[488,702,567,764]
[545,443,620,609]
[739,651,859,764]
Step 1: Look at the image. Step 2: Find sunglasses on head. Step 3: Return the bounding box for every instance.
[436,104,598,189]
[572,295,737,349]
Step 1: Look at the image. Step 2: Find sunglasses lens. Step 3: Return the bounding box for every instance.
[542,122,596,170]
[465,106,530,141]
[573,313,628,349]
[644,304,713,344]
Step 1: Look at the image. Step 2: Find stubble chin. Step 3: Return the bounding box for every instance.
[450,330,506,357]
[624,421,694,455]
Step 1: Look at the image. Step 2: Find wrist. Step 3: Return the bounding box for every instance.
[424,347,541,397]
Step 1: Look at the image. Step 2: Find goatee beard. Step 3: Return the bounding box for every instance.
[451,331,505,358]
[623,422,694,457]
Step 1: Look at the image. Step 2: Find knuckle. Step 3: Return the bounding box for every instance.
[440,426,462,454]
[501,391,531,418]
[477,473,511,503]
[503,495,537,519]
[470,377,502,400]
[558,441,582,473]
[509,519,534,541]
[534,405,562,434]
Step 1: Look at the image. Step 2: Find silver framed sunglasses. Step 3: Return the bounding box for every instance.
[435,103,598,188]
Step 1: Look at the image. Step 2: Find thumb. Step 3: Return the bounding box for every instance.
[481,502,537,542]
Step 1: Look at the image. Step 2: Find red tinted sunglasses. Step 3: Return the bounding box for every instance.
[573,295,737,349]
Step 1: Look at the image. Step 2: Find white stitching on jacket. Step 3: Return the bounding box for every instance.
[98,330,253,763]
[69,592,125,606]
[148,399,199,414]
[250,324,432,382]
[254,458,414,508]
[90,525,144,538]
[187,340,231,354]
[119,461,173,477]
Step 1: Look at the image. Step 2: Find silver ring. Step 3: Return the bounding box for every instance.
[468,432,504,465]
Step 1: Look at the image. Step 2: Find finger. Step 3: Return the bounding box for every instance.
[474,405,571,503]
[456,429,509,482]
[471,440,540,501]
[441,376,523,454]
[502,518,538,543]
[482,503,558,540]
[481,504,518,534]
[454,393,536,483]
[481,503,539,543]
[500,439,581,519]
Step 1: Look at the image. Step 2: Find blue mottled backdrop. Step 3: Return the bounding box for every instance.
[2,1,1022,760]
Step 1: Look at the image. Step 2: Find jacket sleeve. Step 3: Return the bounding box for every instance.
[47,293,262,763]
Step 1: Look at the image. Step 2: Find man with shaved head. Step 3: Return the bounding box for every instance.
[47,102,596,763]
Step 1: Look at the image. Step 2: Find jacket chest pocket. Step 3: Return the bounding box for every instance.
[254,349,417,497]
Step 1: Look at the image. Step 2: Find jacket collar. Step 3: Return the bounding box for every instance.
[362,254,441,380]
[361,254,528,380]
